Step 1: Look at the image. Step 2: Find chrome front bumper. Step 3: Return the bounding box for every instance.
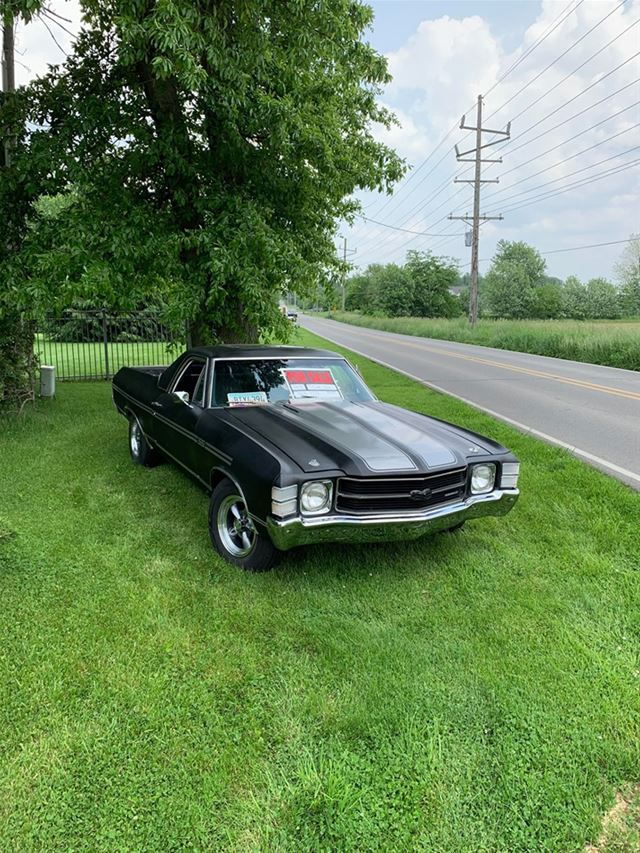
[266,488,519,551]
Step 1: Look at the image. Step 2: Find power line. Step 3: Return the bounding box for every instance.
[375,135,639,268]
[483,134,640,206]
[505,82,640,157]
[441,59,639,193]
[358,111,474,223]
[356,132,464,228]
[353,9,639,268]
[492,158,640,215]
[353,170,466,253]
[536,238,635,255]
[355,0,590,226]
[354,59,638,255]
[460,237,636,267]
[483,0,585,99]
[503,103,639,174]
[486,0,629,121]
[360,216,464,238]
[509,18,640,125]
[482,125,640,207]
[356,207,460,265]
[462,64,640,192]
[512,50,639,132]
[356,156,639,262]
[355,215,452,264]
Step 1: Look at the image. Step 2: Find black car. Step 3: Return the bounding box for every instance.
[112,345,519,571]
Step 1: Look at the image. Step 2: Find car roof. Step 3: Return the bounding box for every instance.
[189,344,342,360]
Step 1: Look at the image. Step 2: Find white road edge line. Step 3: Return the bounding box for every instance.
[306,326,640,489]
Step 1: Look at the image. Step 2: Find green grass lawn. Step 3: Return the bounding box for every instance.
[322,312,640,371]
[0,328,638,851]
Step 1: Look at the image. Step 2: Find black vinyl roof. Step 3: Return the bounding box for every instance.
[189,344,342,360]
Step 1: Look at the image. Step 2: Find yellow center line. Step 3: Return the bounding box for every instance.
[337,326,640,403]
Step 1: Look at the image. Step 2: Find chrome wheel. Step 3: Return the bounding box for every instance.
[130,420,141,456]
[217,494,256,557]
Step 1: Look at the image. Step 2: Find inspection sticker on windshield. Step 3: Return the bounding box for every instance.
[283,369,343,400]
[227,391,268,407]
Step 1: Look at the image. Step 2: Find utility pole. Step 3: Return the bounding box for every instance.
[2,12,15,168]
[339,235,357,311]
[342,236,347,311]
[448,96,510,325]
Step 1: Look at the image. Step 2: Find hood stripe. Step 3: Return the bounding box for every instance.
[270,403,418,472]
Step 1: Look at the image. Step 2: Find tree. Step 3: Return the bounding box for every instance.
[615,234,640,317]
[483,241,546,318]
[583,278,621,320]
[560,275,587,319]
[457,273,485,317]
[345,267,382,313]
[532,282,562,319]
[1,1,404,344]
[404,250,459,318]
[375,263,413,317]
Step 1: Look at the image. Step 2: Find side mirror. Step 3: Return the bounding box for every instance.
[174,390,190,404]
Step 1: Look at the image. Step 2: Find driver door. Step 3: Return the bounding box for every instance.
[151,357,209,474]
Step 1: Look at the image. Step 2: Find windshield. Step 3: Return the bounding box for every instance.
[212,358,374,407]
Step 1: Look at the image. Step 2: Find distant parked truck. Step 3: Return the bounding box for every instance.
[279,304,297,323]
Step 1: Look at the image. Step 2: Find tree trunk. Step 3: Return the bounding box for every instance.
[189,299,259,347]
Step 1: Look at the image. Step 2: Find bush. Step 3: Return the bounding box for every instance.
[46,303,169,343]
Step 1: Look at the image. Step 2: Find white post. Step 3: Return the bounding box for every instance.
[40,365,56,397]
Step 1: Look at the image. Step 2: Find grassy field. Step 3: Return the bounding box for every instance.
[0,328,638,851]
[323,312,640,371]
[34,335,182,381]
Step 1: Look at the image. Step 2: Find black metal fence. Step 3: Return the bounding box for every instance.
[35,310,183,381]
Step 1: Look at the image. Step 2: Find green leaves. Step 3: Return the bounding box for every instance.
[483,241,548,320]
[1,0,404,343]
[345,252,461,319]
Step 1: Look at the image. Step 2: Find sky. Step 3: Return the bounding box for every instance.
[13,0,640,281]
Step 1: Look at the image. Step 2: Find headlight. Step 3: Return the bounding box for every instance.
[300,480,333,514]
[470,463,496,494]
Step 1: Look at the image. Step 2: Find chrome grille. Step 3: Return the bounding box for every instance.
[335,468,467,514]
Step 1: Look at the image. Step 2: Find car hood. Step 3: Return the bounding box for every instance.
[225,400,502,475]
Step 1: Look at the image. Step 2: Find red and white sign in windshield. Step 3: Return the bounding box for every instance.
[282,368,343,400]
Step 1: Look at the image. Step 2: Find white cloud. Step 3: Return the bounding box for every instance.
[372,103,432,166]
[353,0,640,280]
[386,15,502,137]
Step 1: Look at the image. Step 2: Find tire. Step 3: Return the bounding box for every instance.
[128,417,160,467]
[209,479,279,572]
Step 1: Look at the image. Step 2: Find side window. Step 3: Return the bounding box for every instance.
[192,366,207,406]
[173,359,206,404]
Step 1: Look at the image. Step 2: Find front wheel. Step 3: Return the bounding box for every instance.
[209,479,279,572]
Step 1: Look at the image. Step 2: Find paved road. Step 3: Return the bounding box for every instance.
[300,314,640,490]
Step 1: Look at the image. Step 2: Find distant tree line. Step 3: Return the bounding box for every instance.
[340,236,640,320]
